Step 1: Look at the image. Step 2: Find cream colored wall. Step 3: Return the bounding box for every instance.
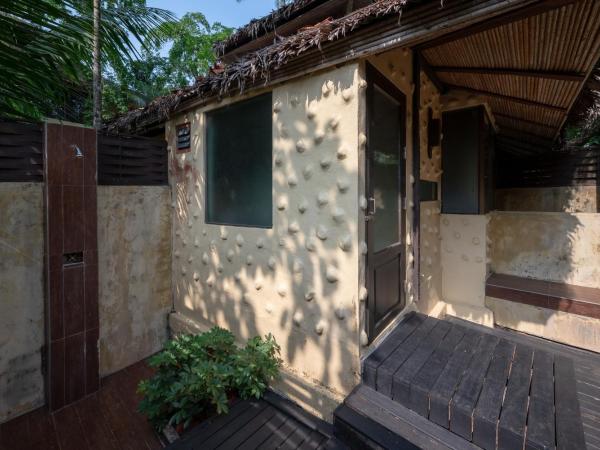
[418,74,443,317]
[97,186,172,376]
[440,214,493,326]
[166,64,362,419]
[489,211,600,288]
[0,183,45,423]
[487,297,600,353]
[495,187,598,213]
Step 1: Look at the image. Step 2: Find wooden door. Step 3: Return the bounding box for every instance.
[365,64,407,342]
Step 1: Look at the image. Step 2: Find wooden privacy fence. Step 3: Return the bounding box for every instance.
[98,133,168,186]
[0,119,168,186]
[0,120,44,182]
[497,147,600,188]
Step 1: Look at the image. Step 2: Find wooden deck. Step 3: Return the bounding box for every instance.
[168,391,346,450]
[0,361,162,450]
[335,312,600,450]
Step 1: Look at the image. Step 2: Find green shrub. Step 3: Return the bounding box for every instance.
[138,327,282,431]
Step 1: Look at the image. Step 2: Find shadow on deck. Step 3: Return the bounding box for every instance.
[335,312,600,450]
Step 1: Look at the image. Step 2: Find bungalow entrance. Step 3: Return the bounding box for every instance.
[98,0,600,448]
[365,63,407,341]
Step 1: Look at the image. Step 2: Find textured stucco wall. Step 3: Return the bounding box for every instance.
[487,297,600,352]
[495,187,598,213]
[489,211,600,288]
[166,64,362,416]
[0,183,45,423]
[440,214,492,325]
[97,186,172,376]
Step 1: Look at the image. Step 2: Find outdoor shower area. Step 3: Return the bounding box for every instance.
[0,119,172,424]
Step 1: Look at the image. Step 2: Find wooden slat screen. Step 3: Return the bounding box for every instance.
[0,120,44,182]
[98,133,168,186]
[497,147,600,188]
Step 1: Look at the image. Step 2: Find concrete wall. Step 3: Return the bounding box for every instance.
[440,214,492,326]
[97,186,172,376]
[166,64,362,419]
[489,211,600,288]
[0,183,45,422]
[495,187,598,213]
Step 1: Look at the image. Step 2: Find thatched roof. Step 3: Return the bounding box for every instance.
[214,0,327,57]
[105,0,406,134]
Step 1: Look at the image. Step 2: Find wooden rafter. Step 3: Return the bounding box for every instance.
[444,84,568,113]
[494,113,558,131]
[415,0,579,51]
[432,67,585,82]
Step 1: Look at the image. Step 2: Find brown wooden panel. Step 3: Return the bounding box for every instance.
[62,185,84,253]
[85,328,100,395]
[65,332,85,405]
[48,269,64,341]
[98,133,168,186]
[63,265,85,337]
[83,127,97,186]
[49,339,65,411]
[61,125,84,186]
[84,185,97,251]
[46,185,63,257]
[0,120,44,183]
[85,264,99,330]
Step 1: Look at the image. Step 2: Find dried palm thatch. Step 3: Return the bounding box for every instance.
[214,0,327,57]
[106,0,406,133]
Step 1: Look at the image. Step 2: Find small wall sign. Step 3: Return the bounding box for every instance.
[176,123,191,152]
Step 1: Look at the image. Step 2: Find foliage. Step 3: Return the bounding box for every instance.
[138,327,282,431]
[0,0,174,121]
[154,12,233,87]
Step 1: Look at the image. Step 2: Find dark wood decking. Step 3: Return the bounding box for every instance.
[168,391,346,450]
[336,312,600,450]
[0,361,162,450]
[169,392,347,450]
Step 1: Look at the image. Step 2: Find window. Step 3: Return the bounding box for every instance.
[205,93,273,228]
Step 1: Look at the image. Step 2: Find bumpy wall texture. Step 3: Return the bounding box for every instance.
[489,211,600,288]
[441,214,492,325]
[167,64,362,405]
[495,187,597,213]
[97,186,172,376]
[0,183,45,422]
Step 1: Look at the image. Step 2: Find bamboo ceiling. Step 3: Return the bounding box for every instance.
[422,0,600,152]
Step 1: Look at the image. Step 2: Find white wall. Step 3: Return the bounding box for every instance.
[166,64,363,419]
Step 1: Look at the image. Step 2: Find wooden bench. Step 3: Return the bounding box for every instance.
[486,273,600,320]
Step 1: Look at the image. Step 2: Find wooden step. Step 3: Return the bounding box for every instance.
[333,385,480,450]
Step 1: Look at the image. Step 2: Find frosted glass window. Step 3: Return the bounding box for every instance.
[206,93,272,227]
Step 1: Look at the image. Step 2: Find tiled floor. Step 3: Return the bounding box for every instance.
[0,361,162,450]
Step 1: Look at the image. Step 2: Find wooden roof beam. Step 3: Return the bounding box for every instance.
[444,84,568,113]
[494,113,559,131]
[433,67,585,82]
[416,0,579,51]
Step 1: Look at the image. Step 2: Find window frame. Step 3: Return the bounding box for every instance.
[203,93,274,229]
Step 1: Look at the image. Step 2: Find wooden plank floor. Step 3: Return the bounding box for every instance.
[361,312,600,450]
[0,361,162,450]
[168,391,346,450]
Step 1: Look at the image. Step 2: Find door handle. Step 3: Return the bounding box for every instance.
[365,197,376,221]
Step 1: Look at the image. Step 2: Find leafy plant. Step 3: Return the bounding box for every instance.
[138,327,282,431]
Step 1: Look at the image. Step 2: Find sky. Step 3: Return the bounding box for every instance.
[148,0,276,29]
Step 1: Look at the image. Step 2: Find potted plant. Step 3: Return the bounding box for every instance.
[137,327,282,439]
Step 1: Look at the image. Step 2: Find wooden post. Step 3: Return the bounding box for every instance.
[412,51,421,304]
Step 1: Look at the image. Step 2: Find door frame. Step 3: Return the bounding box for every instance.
[365,63,408,342]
